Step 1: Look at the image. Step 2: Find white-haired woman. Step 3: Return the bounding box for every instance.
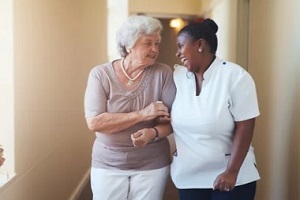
[84,15,176,200]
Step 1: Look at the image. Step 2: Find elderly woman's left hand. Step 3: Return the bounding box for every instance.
[131,128,155,147]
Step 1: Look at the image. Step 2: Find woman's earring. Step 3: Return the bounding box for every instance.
[126,49,131,54]
[198,48,202,53]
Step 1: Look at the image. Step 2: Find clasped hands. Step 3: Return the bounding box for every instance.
[131,101,170,147]
[131,128,156,147]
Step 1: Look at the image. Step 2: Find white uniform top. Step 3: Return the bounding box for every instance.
[170,57,260,189]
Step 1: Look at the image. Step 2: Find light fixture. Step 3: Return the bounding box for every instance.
[169,18,184,29]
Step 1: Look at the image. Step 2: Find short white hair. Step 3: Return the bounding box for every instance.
[116,15,163,57]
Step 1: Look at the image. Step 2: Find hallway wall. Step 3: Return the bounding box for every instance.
[0,0,107,199]
[129,0,201,16]
[0,1,299,200]
[248,0,300,199]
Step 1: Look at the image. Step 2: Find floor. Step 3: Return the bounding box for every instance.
[77,176,179,200]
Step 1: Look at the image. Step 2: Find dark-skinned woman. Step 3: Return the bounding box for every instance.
[170,18,260,200]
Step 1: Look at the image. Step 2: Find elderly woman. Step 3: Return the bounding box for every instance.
[84,15,176,200]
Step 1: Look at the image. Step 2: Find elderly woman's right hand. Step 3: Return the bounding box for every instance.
[139,102,170,121]
[131,128,156,147]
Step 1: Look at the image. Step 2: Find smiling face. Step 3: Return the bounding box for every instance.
[176,33,201,73]
[129,32,161,67]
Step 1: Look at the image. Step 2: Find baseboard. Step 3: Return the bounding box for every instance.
[68,168,91,200]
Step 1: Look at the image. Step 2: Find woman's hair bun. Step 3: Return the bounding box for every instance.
[203,18,218,34]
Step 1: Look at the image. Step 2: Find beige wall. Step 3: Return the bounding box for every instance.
[129,0,201,16]
[211,0,249,69]
[211,0,238,63]
[0,0,107,199]
[1,0,300,200]
[249,0,300,199]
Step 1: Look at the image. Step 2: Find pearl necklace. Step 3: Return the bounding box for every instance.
[120,58,145,86]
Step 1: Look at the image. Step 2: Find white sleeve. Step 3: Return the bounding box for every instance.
[229,71,260,121]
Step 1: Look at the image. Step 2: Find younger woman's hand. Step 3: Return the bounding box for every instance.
[138,102,169,121]
[155,115,171,124]
[213,171,238,192]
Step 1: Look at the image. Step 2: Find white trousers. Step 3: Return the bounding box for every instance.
[91,166,170,200]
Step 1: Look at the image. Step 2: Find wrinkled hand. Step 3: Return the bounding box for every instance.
[213,171,238,192]
[131,128,155,147]
[139,102,169,121]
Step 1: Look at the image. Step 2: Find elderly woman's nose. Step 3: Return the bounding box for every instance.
[150,45,159,52]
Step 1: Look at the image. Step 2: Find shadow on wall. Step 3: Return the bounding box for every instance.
[287,81,300,200]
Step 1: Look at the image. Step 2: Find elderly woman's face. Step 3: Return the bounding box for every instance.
[130,32,161,66]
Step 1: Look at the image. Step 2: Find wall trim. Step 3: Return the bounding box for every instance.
[68,168,91,200]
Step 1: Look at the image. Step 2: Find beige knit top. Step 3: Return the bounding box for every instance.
[84,61,176,170]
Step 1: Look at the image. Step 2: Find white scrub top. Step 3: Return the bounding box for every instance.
[170,57,260,189]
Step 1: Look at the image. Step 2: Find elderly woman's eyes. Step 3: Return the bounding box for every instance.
[144,42,152,47]
[143,41,160,48]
